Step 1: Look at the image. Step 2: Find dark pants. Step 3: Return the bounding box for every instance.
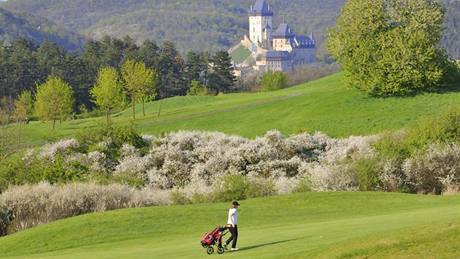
[226,225,238,248]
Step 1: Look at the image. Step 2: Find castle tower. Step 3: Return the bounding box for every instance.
[249,0,273,47]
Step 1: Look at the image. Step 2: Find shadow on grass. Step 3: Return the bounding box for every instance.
[238,237,306,252]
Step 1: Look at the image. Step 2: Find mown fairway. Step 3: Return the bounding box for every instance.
[0,192,459,258]
[9,73,460,147]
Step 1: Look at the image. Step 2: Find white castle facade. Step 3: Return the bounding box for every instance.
[230,0,317,74]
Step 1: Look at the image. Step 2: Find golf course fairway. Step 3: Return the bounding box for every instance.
[0,192,459,258]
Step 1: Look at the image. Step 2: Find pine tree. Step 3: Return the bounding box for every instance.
[208,51,235,94]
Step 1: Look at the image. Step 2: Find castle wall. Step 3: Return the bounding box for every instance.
[249,15,272,45]
[273,38,293,52]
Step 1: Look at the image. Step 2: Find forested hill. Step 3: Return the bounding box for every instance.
[0,0,350,57]
[0,7,85,51]
[1,0,459,58]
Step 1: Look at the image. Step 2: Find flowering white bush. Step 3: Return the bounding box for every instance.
[403,144,460,194]
[39,139,79,160]
[302,162,358,192]
[18,130,379,193]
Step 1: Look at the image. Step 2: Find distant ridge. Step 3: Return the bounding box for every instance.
[0,7,85,51]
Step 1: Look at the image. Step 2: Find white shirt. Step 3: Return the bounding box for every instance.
[227,208,238,225]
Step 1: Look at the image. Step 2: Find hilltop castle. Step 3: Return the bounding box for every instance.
[230,0,317,74]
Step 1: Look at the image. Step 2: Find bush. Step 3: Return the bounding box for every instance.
[187,80,209,96]
[0,183,171,235]
[374,107,460,160]
[261,71,288,91]
[352,157,382,191]
[0,206,14,236]
[402,144,460,194]
[213,175,248,202]
[77,124,146,151]
[246,177,276,198]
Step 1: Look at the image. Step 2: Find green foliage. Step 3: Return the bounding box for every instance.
[187,80,209,96]
[77,124,146,150]
[13,90,33,123]
[208,51,236,94]
[261,71,288,91]
[245,178,277,198]
[294,177,312,193]
[213,175,248,202]
[352,157,381,191]
[328,0,450,96]
[170,190,192,205]
[90,67,126,125]
[374,107,460,160]
[34,76,74,129]
[121,59,156,119]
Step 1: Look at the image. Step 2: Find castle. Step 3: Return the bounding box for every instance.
[230,0,317,74]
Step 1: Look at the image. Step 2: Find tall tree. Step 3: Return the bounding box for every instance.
[35,76,74,129]
[90,67,125,126]
[157,42,186,98]
[121,59,155,119]
[185,51,208,87]
[138,39,159,69]
[13,90,34,124]
[328,0,451,96]
[208,51,235,94]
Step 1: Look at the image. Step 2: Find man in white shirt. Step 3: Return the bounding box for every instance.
[224,201,240,251]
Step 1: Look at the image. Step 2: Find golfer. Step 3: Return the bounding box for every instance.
[224,201,239,251]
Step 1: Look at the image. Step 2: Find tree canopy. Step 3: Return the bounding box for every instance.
[90,67,125,125]
[328,0,454,96]
[121,59,155,119]
[34,76,74,129]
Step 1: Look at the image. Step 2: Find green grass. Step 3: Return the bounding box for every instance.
[230,44,252,64]
[1,192,460,258]
[6,73,460,147]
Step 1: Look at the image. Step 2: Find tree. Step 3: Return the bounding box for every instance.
[90,67,125,126]
[208,51,235,94]
[157,42,186,98]
[328,0,451,96]
[185,51,208,87]
[187,80,209,96]
[14,90,34,123]
[121,59,155,119]
[261,71,288,91]
[35,76,74,129]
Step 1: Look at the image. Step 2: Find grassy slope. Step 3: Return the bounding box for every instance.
[0,192,460,258]
[11,73,460,147]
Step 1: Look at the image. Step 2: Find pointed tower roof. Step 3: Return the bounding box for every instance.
[250,0,274,16]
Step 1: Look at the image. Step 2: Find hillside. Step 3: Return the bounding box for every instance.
[2,0,459,58]
[0,7,85,51]
[0,192,459,258]
[8,73,460,147]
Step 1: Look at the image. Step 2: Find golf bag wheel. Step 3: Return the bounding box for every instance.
[217,247,225,254]
[207,247,214,255]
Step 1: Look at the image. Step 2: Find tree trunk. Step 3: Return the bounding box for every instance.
[157,102,162,118]
[142,99,146,117]
[53,119,56,130]
[106,109,110,127]
[132,97,136,120]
